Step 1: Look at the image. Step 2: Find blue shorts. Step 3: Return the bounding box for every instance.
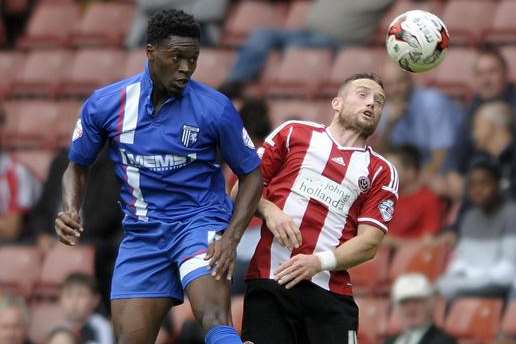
[110,215,227,303]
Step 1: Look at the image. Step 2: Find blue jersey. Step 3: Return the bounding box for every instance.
[69,63,261,226]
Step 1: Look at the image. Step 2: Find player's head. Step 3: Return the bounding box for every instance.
[0,295,30,344]
[331,73,385,138]
[391,273,434,331]
[474,45,508,100]
[472,101,513,152]
[59,273,99,324]
[386,145,421,191]
[145,9,201,97]
[239,97,272,144]
[381,60,412,101]
[467,158,501,210]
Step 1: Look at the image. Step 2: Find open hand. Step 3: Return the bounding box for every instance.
[274,254,322,289]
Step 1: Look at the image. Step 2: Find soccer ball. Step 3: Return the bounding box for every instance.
[386,10,449,73]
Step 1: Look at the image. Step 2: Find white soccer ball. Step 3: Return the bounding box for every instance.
[386,10,449,73]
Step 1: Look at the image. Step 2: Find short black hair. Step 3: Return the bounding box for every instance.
[146,9,201,45]
[476,44,508,73]
[62,272,98,293]
[468,156,501,181]
[389,144,421,171]
[342,73,384,90]
[240,97,272,141]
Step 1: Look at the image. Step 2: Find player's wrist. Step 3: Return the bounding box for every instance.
[315,251,337,271]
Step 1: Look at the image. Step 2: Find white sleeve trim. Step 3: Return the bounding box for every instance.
[357,217,388,232]
[381,186,399,199]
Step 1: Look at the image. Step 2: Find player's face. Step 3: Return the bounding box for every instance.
[468,169,499,209]
[146,35,200,96]
[474,54,507,100]
[332,79,385,138]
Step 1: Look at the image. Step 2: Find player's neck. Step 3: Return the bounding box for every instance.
[327,122,367,148]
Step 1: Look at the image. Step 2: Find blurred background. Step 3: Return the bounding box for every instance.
[0,0,515,343]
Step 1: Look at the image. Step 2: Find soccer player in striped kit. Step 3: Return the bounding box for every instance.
[242,73,399,344]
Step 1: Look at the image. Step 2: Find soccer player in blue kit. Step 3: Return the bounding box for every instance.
[54,10,262,344]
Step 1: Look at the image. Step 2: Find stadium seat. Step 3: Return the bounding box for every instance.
[28,302,66,344]
[35,244,95,298]
[3,100,60,149]
[269,100,331,127]
[124,49,147,77]
[483,0,516,45]
[56,100,82,147]
[0,246,42,297]
[349,246,390,296]
[441,0,496,46]
[12,49,72,98]
[354,297,389,344]
[59,49,126,98]
[388,241,450,282]
[0,52,25,98]
[321,47,385,97]
[444,298,503,342]
[501,46,516,83]
[231,295,245,334]
[193,49,235,88]
[70,2,135,47]
[264,47,333,97]
[284,1,311,30]
[221,1,287,47]
[386,297,446,336]
[13,150,55,181]
[501,300,516,338]
[17,3,79,49]
[429,47,477,99]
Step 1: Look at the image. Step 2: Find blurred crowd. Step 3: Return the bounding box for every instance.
[0,0,516,343]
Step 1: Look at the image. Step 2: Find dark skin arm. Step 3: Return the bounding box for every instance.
[54,162,88,245]
[205,167,262,280]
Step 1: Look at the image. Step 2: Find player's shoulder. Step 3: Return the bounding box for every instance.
[367,147,399,186]
[272,120,325,136]
[90,73,142,104]
[188,79,232,112]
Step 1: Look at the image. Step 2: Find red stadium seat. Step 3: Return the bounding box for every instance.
[56,100,83,148]
[194,49,235,88]
[0,52,25,98]
[231,296,244,334]
[322,47,385,96]
[501,300,516,338]
[18,3,79,49]
[388,241,450,282]
[501,46,516,83]
[483,1,516,45]
[28,302,66,344]
[430,47,476,99]
[355,297,389,344]
[35,244,95,298]
[70,2,135,47]
[349,246,390,296]
[264,47,333,97]
[444,298,503,342]
[0,246,42,298]
[222,1,287,47]
[3,100,60,149]
[441,0,496,46]
[13,150,55,181]
[269,100,330,127]
[124,49,147,77]
[12,49,72,98]
[284,1,311,30]
[59,49,126,98]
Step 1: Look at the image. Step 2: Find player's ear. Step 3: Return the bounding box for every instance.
[145,44,155,61]
[331,97,343,112]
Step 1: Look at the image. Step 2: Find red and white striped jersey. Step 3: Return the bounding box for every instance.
[247,121,399,296]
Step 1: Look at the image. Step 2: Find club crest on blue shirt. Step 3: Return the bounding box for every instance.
[181,125,200,147]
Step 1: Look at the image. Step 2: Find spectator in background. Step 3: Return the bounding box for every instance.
[58,273,113,344]
[0,105,40,241]
[375,61,463,175]
[383,145,444,249]
[447,101,516,203]
[220,0,394,96]
[0,294,33,344]
[437,159,516,300]
[384,273,456,344]
[1,0,35,48]
[126,0,230,48]
[45,328,78,344]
